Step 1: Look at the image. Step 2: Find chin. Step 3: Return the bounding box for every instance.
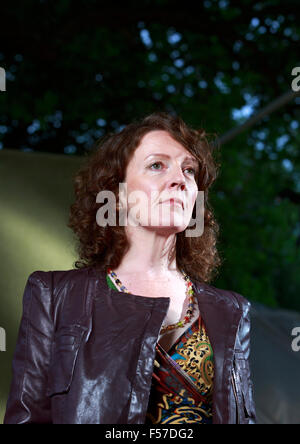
[147,219,187,233]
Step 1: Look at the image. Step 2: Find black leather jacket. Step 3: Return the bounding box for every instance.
[4,266,256,424]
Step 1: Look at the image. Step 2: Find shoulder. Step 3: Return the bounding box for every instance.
[193,279,251,314]
[28,267,93,292]
[26,267,96,326]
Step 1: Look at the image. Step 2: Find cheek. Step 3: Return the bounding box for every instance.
[189,184,198,205]
[126,177,159,208]
[187,186,199,212]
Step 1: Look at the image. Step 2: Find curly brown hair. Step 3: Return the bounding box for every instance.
[68,112,223,283]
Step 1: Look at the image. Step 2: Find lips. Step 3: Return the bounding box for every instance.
[160,198,184,209]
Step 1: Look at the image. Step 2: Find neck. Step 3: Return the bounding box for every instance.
[115,225,180,277]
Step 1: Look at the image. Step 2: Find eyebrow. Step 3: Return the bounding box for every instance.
[145,153,199,166]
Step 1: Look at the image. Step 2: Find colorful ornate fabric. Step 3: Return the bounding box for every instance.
[146,316,214,424]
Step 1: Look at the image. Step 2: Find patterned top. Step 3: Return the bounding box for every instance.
[106,273,214,424]
[146,316,214,424]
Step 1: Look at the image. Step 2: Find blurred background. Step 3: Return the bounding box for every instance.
[0,0,300,424]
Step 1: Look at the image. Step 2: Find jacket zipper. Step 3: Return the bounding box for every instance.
[231,367,240,424]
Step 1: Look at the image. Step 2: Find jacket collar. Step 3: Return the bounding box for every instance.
[89,266,243,423]
[190,277,242,365]
[89,266,242,358]
[191,277,243,423]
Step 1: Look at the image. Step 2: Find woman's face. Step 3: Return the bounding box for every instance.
[120,130,199,233]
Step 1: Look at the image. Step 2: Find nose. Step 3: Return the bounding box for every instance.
[167,164,187,191]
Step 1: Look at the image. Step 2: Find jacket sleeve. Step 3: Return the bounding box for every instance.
[234,297,257,424]
[4,271,54,424]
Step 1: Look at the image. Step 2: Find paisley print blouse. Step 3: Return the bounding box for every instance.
[145,315,214,424]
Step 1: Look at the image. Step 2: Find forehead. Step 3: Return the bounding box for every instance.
[134,130,191,159]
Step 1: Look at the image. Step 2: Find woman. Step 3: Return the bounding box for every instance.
[4,112,256,424]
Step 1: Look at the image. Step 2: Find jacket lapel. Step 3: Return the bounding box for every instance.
[92,267,243,423]
[191,279,243,423]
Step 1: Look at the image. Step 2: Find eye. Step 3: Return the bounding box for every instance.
[149,161,163,170]
[185,167,196,175]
